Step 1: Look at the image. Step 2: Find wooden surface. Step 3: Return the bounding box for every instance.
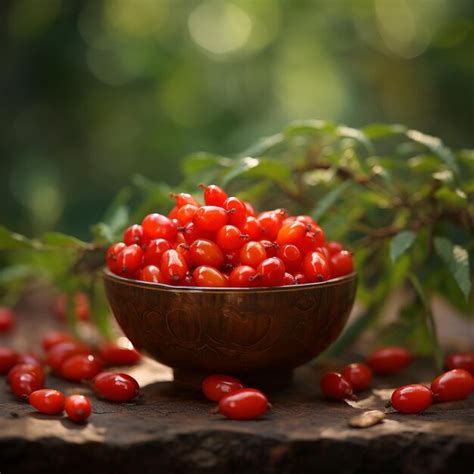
[0,294,473,473]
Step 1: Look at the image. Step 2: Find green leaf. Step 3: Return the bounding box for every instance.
[390,231,416,263]
[434,237,471,299]
[284,119,336,137]
[221,156,261,186]
[241,133,285,158]
[0,225,37,250]
[312,181,351,221]
[182,152,230,180]
[41,232,89,249]
[337,126,373,152]
[362,123,407,139]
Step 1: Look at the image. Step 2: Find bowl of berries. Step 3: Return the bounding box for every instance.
[103,185,357,388]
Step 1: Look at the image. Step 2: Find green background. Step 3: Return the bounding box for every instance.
[1,0,473,238]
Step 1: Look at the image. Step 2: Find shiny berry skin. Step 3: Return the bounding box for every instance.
[16,352,42,367]
[0,347,18,374]
[46,341,90,372]
[320,372,353,400]
[276,244,302,273]
[282,272,296,285]
[330,250,354,278]
[391,384,432,414]
[229,265,258,287]
[60,354,103,381]
[65,394,91,423]
[168,205,179,219]
[239,241,266,268]
[367,346,413,375]
[259,240,279,258]
[297,231,318,254]
[142,213,178,241]
[180,221,214,244]
[216,225,248,251]
[257,257,285,286]
[10,371,43,399]
[8,364,45,386]
[92,372,139,402]
[223,197,247,226]
[193,266,228,287]
[200,184,228,207]
[175,204,199,226]
[143,238,171,266]
[431,369,473,402]
[171,192,200,208]
[295,215,316,225]
[42,331,74,352]
[294,272,308,284]
[276,221,308,246]
[0,307,15,333]
[257,211,283,240]
[140,265,168,284]
[326,240,344,255]
[123,224,149,248]
[240,216,262,241]
[342,363,373,392]
[106,242,126,273]
[445,352,474,375]
[193,206,229,231]
[160,249,188,283]
[189,239,224,268]
[243,200,256,216]
[202,374,244,401]
[218,388,269,420]
[302,251,330,282]
[115,244,144,277]
[98,341,141,366]
[29,389,65,415]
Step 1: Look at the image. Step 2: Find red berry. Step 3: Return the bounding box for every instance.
[276,221,308,246]
[189,239,224,268]
[92,372,139,402]
[295,215,316,225]
[431,369,473,402]
[243,201,256,217]
[302,251,330,282]
[65,394,91,423]
[0,347,18,374]
[320,372,353,400]
[391,384,432,413]
[200,184,227,207]
[276,244,302,273]
[330,250,354,278]
[240,216,263,240]
[367,346,412,375]
[123,224,149,248]
[0,307,15,333]
[239,241,266,268]
[445,352,474,375]
[168,205,179,219]
[106,242,126,273]
[223,197,247,227]
[216,225,248,251]
[180,221,214,244]
[98,340,141,366]
[193,206,229,232]
[10,371,43,399]
[171,192,200,208]
[326,240,344,255]
[229,265,258,287]
[115,244,144,277]
[160,249,188,283]
[175,204,199,226]
[259,240,279,258]
[16,352,42,367]
[142,213,178,241]
[29,389,65,415]
[202,374,244,401]
[143,238,171,266]
[60,354,103,381]
[53,292,90,321]
[193,266,228,287]
[218,388,269,420]
[294,272,308,284]
[297,231,318,254]
[256,257,285,286]
[8,364,45,386]
[257,211,283,240]
[282,272,296,285]
[341,363,373,391]
[42,331,74,352]
[46,341,90,372]
[140,265,168,284]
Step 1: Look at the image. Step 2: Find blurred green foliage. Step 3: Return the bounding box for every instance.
[1,0,473,239]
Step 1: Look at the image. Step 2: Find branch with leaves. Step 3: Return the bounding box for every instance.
[1,121,472,367]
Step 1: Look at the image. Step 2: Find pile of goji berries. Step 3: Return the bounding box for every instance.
[319,346,474,414]
[106,184,354,287]
[0,306,141,423]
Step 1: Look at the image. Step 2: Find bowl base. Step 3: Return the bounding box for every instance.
[173,368,294,392]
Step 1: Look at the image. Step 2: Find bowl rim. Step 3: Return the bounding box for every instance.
[102,268,357,294]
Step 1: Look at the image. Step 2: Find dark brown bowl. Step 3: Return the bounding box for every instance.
[103,269,357,387]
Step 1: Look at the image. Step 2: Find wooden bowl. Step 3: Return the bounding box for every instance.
[103,269,357,388]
